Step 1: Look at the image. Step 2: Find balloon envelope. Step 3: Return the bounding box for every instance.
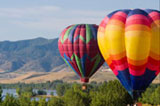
[98,9,160,98]
[58,24,104,83]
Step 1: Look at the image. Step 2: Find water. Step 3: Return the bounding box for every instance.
[2,89,18,98]
[2,89,57,100]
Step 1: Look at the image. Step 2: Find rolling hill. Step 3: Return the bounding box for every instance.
[0,65,159,84]
[0,37,64,73]
[0,65,116,84]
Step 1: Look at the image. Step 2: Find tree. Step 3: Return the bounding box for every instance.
[23,87,34,96]
[56,84,65,96]
[0,86,3,103]
[47,97,64,106]
[138,87,154,104]
[64,89,85,106]
[90,80,133,106]
[31,99,39,106]
[64,84,90,106]
[138,85,160,105]
[150,86,160,105]
[18,92,32,106]
[2,93,19,106]
[56,83,70,96]
[16,88,21,96]
[38,98,47,106]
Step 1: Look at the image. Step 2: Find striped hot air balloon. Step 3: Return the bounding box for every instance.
[58,24,104,83]
[97,9,160,99]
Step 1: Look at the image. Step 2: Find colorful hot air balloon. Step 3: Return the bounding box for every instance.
[58,24,104,83]
[98,9,160,98]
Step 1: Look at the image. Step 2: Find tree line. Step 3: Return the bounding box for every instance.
[0,80,64,90]
[0,80,159,106]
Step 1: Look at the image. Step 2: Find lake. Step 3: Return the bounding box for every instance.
[2,89,57,100]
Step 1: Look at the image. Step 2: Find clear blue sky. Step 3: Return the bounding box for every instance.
[0,0,159,41]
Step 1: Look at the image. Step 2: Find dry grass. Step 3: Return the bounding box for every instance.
[0,66,159,84]
[153,74,160,84]
[0,67,116,84]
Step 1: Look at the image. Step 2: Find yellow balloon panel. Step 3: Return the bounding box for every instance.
[125,31,151,60]
[105,25,125,55]
[97,29,110,61]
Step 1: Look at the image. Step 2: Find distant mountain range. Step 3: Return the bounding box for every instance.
[0,37,64,73]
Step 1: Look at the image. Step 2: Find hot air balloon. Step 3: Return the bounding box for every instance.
[58,24,104,84]
[97,9,160,99]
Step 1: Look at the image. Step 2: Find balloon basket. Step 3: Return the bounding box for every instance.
[128,102,142,106]
[80,78,89,90]
[82,83,87,90]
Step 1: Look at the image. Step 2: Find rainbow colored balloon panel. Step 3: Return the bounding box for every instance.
[58,24,104,83]
[98,9,160,97]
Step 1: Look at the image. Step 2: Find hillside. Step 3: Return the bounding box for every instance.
[0,65,116,84]
[0,65,159,84]
[0,37,64,73]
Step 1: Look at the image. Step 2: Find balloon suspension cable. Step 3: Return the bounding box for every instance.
[129,90,144,106]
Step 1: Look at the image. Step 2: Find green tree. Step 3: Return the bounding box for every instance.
[64,84,90,106]
[64,89,85,106]
[23,87,34,96]
[47,97,64,106]
[2,93,19,106]
[0,86,3,103]
[138,86,155,104]
[90,80,133,106]
[56,84,65,96]
[139,89,150,104]
[90,82,108,106]
[18,92,32,106]
[56,83,70,96]
[31,99,39,106]
[138,85,160,105]
[16,88,21,96]
[38,98,47,106]
[150,86,160,105]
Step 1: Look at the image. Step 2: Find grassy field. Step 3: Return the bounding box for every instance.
[0,66,159,84]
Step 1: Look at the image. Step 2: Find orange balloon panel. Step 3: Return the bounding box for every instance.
[98,9,160,97]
